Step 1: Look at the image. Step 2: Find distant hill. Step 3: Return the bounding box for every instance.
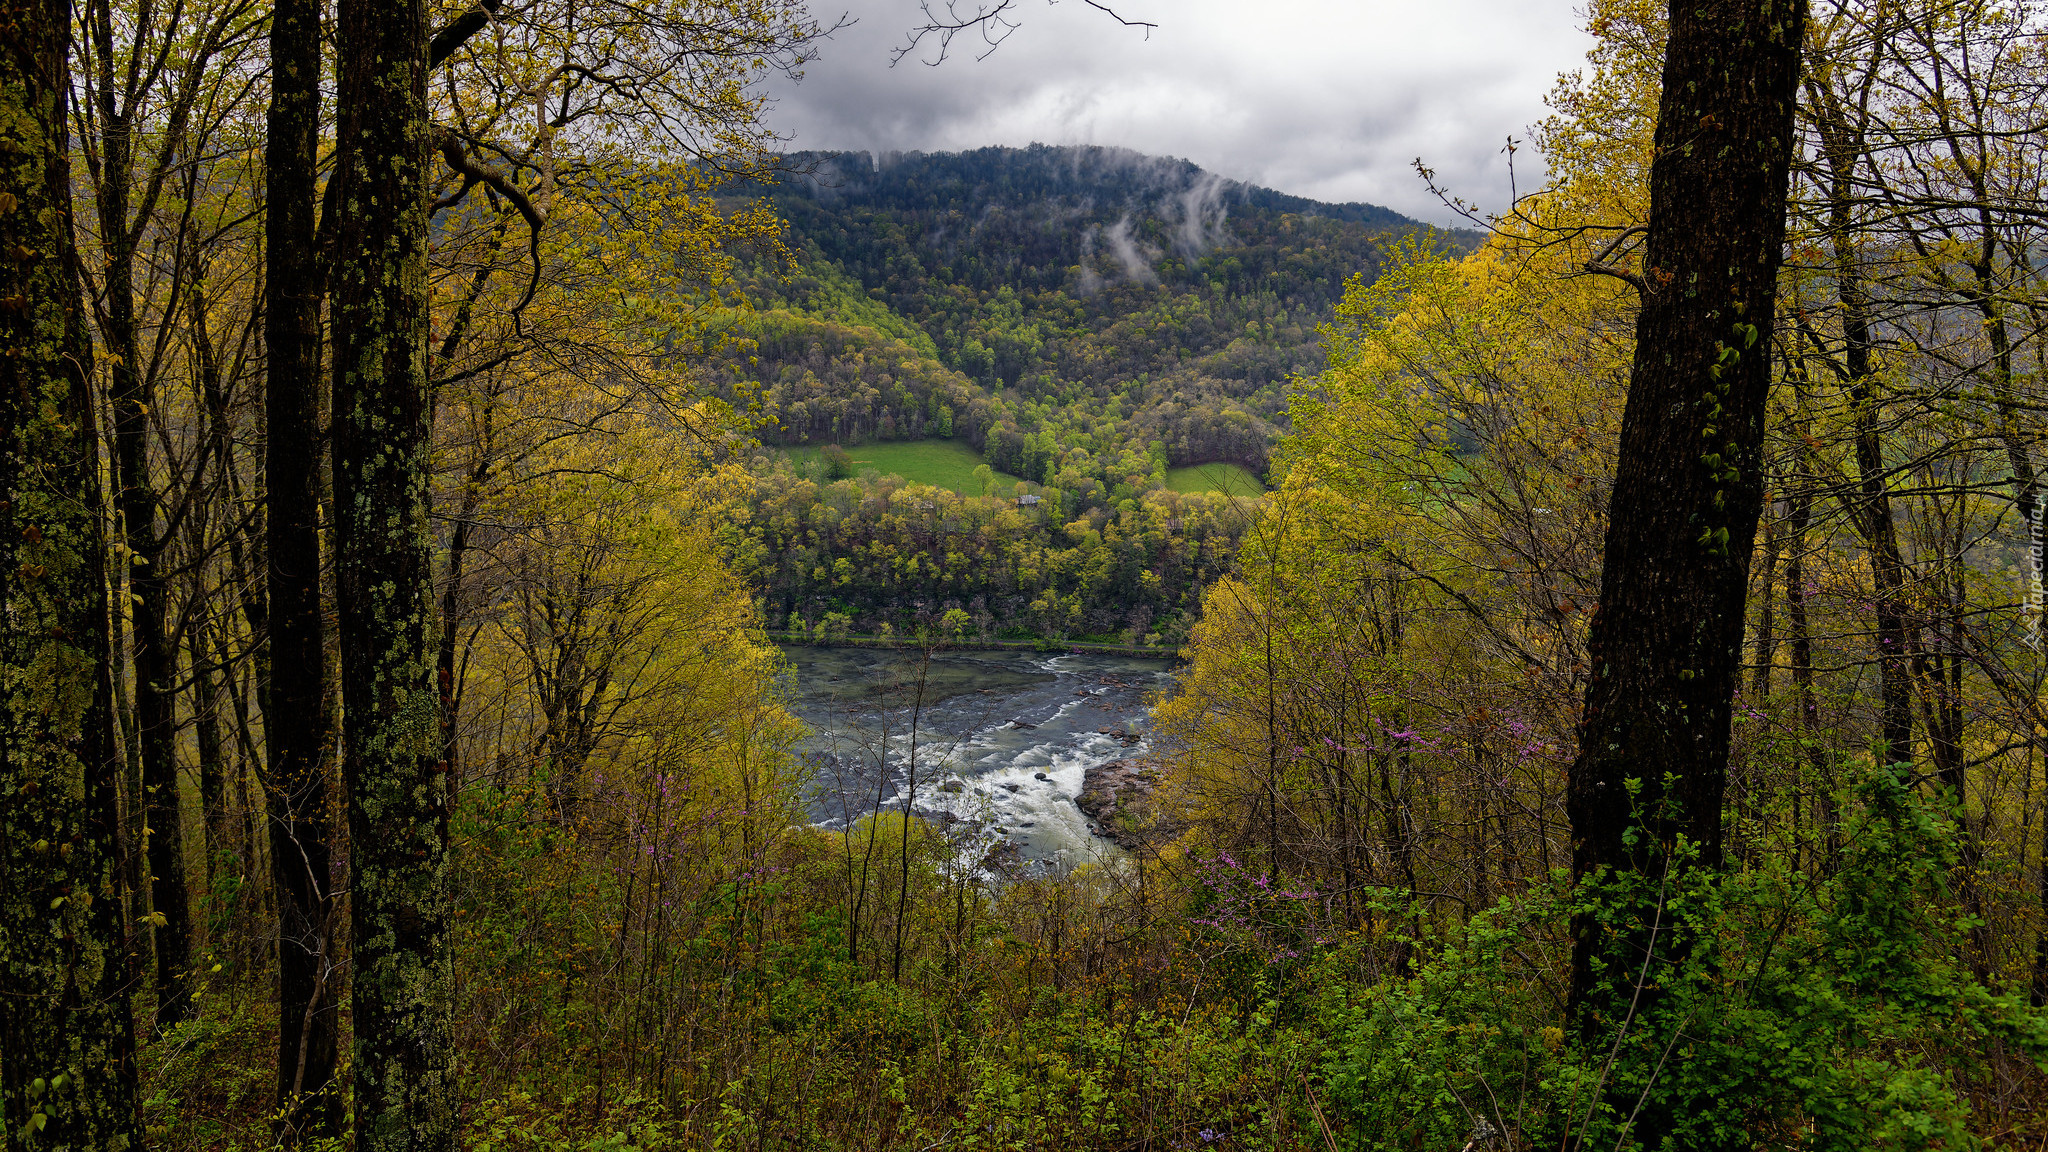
[780,144,1423,245]
[710,144,1465,492]
[768,144,1434,321]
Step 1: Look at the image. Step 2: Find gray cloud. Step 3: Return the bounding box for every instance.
[762,0,1593,224]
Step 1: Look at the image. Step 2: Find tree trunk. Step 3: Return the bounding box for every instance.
[1749,508,1778,701]
[0,0,145,1138]
[185,615,227,881]
[893,644,934,982]
[332,0,456,1143]
[1566,0,1805,1066]
[434,418,494,776]
[1782,472,1835,874]
[1843,319,1919,771]
[1810,99,1918,773]
[265,0,342,1137]
[89,0,195,1030]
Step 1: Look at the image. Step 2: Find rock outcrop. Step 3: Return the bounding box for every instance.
[1075,758,1177,850]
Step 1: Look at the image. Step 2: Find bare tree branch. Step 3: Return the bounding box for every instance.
[892,0,1154,66]
[428,0,502,69]
[432,127,546,322]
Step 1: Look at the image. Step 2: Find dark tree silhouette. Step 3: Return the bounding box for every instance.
[1566,0,1807,1089]
[331,0,456,1144]
[0,0,145,1142]
[84,5,199,1029]
[266,0,341,1137]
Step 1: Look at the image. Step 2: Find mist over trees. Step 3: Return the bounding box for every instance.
[712,146,1441,478]
[8,0,2048,1148]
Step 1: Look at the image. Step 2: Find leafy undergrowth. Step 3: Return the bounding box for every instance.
[149,810,2048,1151]
[139,989,285,1151]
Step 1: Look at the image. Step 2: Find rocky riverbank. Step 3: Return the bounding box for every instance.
[1075,758,1178,850]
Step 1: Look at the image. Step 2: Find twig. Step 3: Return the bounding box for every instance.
[893,0,1155,66]
[1297,1072,1341,1152]
[432,128,546,323]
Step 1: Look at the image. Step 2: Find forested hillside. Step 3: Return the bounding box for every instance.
[11,0,2048,1150]
[706,145,1453,483]
[734,462,1248,645]
[699,146,1450,640]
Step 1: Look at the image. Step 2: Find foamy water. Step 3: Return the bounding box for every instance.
[780,646,1177,870]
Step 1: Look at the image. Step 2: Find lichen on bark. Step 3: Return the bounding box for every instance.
[331,0,457,1146]
[0,0,145,1144]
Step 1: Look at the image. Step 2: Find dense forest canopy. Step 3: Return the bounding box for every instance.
[699,145,1456,644]
[706,145,1463,479]
[8,0,2048,1150]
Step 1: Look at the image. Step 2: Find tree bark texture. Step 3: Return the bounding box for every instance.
[332,0,456,1144]
[0,0,145,1142]
[1567,0,1805,1031]
[265,0,342,1138]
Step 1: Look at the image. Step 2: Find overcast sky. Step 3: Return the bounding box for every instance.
[761,0,1597,225]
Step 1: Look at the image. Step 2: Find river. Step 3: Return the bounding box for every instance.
[778,645,1179,871]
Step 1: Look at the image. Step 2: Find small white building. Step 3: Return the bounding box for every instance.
[1016,493,1041,507]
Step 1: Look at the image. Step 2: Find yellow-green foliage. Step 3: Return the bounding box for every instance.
[731,463,1249,644]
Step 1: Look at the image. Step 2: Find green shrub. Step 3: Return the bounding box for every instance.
[1317,768,2048,1151]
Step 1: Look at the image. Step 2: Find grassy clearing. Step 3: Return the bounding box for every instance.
[1164,462,1265,496]
[783,439,1026,496]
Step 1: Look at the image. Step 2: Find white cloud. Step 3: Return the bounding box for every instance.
[763,0,1594,224]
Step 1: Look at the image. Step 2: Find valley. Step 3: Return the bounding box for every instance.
[31,0,2042,1139]
[716,145,1451,642]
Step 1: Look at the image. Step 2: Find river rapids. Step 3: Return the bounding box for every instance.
[779,646,1178,871]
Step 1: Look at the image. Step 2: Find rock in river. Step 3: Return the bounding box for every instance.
[1074,758,1177,850]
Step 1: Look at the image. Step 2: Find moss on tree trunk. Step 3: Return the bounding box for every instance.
[0,0,145,1142]
[332,0,456,1146]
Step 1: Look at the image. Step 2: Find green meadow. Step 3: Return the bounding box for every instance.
[784,441,1265,499]
[783,439,1026,496]
[1164,462,1265,497]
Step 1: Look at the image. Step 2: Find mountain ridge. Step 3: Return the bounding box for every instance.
[777,143,1430,234]
[708,142,1470,492]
